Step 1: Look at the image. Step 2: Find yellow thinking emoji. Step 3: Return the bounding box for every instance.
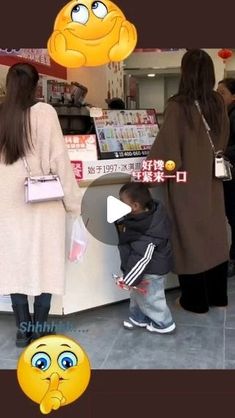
[47,0,137,68]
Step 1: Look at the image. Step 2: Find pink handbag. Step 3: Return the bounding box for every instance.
[23,157,64,203]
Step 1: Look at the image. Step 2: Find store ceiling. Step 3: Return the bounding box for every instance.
[123,67,181,78]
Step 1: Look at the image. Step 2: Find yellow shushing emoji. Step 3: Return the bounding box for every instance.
[17,335,91,415]
[165,160,176,172]
[47,0,137,68]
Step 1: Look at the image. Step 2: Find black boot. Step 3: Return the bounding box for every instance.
[31,304,55,341]
[12,304,32,348]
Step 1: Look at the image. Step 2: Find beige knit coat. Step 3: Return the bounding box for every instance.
[0,102,82,296]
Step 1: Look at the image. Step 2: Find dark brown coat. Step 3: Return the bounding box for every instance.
[148,99,230,275]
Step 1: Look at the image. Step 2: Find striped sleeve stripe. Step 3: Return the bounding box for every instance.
[127,245,155,286]
[124,243,155,286]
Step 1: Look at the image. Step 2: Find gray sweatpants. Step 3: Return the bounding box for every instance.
[129,274,174,329]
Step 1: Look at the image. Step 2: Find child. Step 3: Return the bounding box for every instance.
[115,182,176,334]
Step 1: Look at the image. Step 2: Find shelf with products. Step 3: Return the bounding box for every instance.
[47,79,88,106]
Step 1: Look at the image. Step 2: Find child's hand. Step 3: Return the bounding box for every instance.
[116,277,130,291]
[113,274,148,294]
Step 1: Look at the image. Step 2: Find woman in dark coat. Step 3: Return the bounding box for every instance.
[217,78,235,277]
[147,49,230,314]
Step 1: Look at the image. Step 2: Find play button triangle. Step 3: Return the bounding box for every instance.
[107,196,132,224]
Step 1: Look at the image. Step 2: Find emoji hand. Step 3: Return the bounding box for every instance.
[47,30,86,68]
[40,373,66,415]
[109,20,137,62]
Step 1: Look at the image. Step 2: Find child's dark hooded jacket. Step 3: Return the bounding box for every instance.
[116,200,173,287]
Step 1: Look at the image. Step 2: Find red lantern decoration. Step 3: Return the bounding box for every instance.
[218,48,233,63]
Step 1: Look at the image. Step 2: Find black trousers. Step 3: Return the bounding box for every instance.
[10,293,52,307]
[224,181,235,260]
[178,262,228,313]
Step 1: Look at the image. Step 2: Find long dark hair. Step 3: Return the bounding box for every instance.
[172,49,224,135]
[0,63,39,165]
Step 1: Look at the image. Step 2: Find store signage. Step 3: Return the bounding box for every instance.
[65,135,98,162]
[76,157,144,181]
[0,48,51,66]
[0,49,21,55]
[93,109,159,160]
[70,161,84,181]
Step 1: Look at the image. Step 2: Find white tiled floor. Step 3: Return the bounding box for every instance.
[0,278,235,369]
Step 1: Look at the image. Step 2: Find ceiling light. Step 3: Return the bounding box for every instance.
[147,74,156,77]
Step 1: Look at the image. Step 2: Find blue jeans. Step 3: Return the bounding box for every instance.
[129,274,174,329]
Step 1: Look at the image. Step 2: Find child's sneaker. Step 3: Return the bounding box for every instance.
[146,321,176,334]
[123,317,149,329]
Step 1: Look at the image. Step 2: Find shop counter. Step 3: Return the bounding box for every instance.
[0,160,179,315]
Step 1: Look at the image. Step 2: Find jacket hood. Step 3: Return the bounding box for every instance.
[146,200,171,239]
[120,200,171,240]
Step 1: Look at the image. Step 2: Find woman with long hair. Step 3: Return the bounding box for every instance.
[0,63,81,346]
[217,78,235,277]
[148,49,229,313]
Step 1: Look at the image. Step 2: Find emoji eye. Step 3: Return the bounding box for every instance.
[91,1,108,18]
[31,352,51,371]
[58,352,78,370]
[71,4,89,24]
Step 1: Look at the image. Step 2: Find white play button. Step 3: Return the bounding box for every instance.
[107,196,132,224]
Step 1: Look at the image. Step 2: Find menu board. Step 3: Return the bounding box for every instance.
[93,109,159,159]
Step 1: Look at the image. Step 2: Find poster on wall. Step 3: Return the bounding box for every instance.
[94,109,159,159]
[64,135,98,181]
[64,135,98,162]
[36,75,44,100]
[106,61,124,101]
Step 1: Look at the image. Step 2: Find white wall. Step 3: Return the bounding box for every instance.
[67,66,107,108]
[137,75,180,113]
[125,49,226,88]
[225,54,235,72]
[138,76,165,112]
[225,54,235,77]
[127,49,228,113]
[165,75,180,101]
[0,64,9,94]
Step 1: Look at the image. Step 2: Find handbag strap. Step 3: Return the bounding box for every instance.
[194,100,218,157]
[22,157,32,176]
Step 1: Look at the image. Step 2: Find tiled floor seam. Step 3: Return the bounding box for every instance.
[99,326,123,369]
[172,322,225,329]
